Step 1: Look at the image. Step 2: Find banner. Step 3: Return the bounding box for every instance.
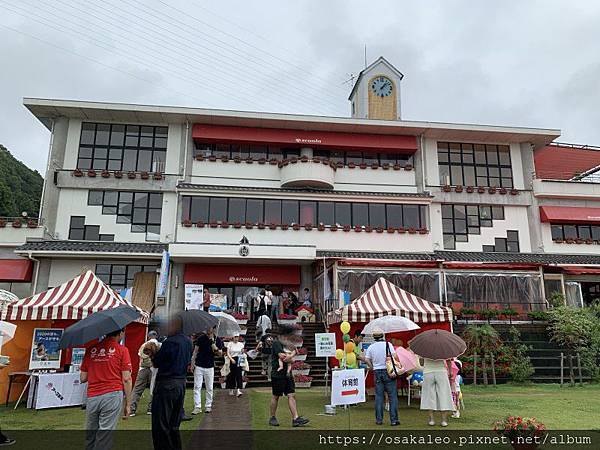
[331,368,366,406]
[157,250,170,297]
[185,284,204,310]
[29,373,86,409]
[29,328,63,370]
[315,332,337,357]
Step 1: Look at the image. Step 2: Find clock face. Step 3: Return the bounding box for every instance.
[371,76,393,97]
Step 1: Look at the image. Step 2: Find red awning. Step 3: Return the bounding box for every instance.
[561,266,600,275]
[0,259,33,282]
[192,124,418,153]
[338,259,439,268]
[183,264,300,285]
[539,206,600,224]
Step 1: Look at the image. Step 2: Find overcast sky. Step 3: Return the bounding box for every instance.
[1,0,600,173]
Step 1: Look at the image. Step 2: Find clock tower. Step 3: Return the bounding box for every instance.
[348,56,404,120]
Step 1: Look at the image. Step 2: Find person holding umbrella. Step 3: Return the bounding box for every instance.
[408,329,466,427]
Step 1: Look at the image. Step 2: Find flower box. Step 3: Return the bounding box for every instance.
[153,172,163,180]
[73,169,83,177]
[466,186,474,193]
[11,220,22,228]
[182,220,192,227]
[454,185,464,193]
[330,224,338,232]
[295,382,312,388]
[87,169,97,177]
[114,171,123,178]
[293,354,307,361]
[343,225,351,232]
[140,171,150,180]
[127,171,136,179]
[404,164,413,171]
[294,374,313,388]
[442,185,452,192]
[477,186,486,193]
[101,170,110,178]
[195,154,204,161]
[196,221,205,228]
[292,369,310,376]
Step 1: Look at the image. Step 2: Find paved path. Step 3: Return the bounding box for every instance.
[186,389,252,449]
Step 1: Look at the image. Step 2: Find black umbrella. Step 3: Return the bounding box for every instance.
[177,309,218,335]
[59,305,141,349]
[408,329,466,360]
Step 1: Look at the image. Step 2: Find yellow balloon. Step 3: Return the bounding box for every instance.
[346,352,357,367]
[344,341,355,353]
[335,349,345,360]
[340,321,351,334]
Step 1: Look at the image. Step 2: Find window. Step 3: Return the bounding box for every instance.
[96,264,157,291]
[78,123,168,172]
[68,216,85,240]
[551,224,600,241]
[442,204,505,249]
[68,216,114,241]
[483,231,520,253]
[438,142,513,188]
[181,196,428,229]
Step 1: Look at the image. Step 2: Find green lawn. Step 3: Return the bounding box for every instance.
[250,384,600,430]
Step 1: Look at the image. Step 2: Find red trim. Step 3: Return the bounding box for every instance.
[561,266,600,275]
[337,259,439,268]
[443,262,541,270]
[539,206,600,224]
[0,259,32,282]
[192,124,418,154]
[183,264,300,285]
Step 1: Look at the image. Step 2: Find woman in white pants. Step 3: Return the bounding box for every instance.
[420,358,454,427]
[192,327,223,414]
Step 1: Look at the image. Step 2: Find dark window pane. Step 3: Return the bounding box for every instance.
[248,145,268,160]
[209,197,227,222]
[346,152,362,164]
[474,146,486,164]
[117,215,131,224]
[123,149,137,171]
[329,151,344,163]
[84,225,100,241]
[190,197,209,222]
[147,225,161,235]
[335,203,351,226]
[149,193,162,208]
[464,166,476,186]
[214,144,230,158]
[441,205,453,219]
[592,226,600,241]
[494,238,507,252]
[95,124,110,146]
[104,191,118,206]
[282,148,300,159]
[551,225,563,240]
[318,202,334,225]
[148,209,162,224]
[480,219,492,227]
[468,226,480,234]
[564,225,577,239]
[482,245,495,252]
[125,125,140,146]
[491,206,504,220]
[102,206,117,215]
[80,123,96,145]
[268,148,283,160]
[498,146,511,165]
[299,201,316,225]
[99,234,114,241]
[78,158,92,169]
[454,219,467,234]
[228,198,246,223]
[69,228,84,240]
[437,150,448,164]
[79,147,93,158]
[96,264,111,275]
[455,234,468,242]
[507,241,520,253]
[134,193,149,208]
[506,230,519,241]
[118,203,132,216]
[578,226,591,240]
[88,191,103,206]
[281,200,299,224]
[108,160,121,170]
[132,208,147,224]
[403,205,420,229]
[70,216,85,229]
[380,153,398,165]
[369,204,386,228]
[110,125,125,146]
[439,165,450,186]
[264,200,281,225]
[453,205,466,220]
[450,166,463,185]
[352,203,369,227]
[92,158,107,170]
[386,204,403,228]
[442,218,454,233]
[363,152,377,165]
[138,150,153,172]
[486,146,499,165]
[246,199,264,224]
[131,224,146,233]
[443,234,456,250]
[479,206,492,220]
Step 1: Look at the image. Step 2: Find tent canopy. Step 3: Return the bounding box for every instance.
[3,270,149,324]
[328,277,452,324]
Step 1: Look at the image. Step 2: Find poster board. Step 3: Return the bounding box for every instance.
[330,368,366,406]
[69,348,86,373]
[28,373,86,409]
[315,333,337,357]
[185,284,204,310]
[210,293,228,311]
[29,328,63,370]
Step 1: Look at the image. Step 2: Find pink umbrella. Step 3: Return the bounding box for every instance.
[395,346,419,373]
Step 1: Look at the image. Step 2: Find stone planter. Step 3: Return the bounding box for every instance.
[278,318,298,326]
[293,354,307,361]
[292,369,310,376]
[236,319,248,325]
[295,382,312,389]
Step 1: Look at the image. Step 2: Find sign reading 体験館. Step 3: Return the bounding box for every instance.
[330,368,366,406]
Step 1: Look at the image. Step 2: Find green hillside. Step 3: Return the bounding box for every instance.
[0,144,43,217]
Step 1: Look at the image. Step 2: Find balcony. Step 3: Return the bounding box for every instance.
[279,159,335,189]
[533,179,600,200]
[0,217,45,245]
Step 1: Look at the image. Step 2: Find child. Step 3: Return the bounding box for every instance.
[449,359,463,418]
[277,344,294,378]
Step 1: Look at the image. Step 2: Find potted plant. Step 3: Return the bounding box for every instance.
[585,238,593,244]
[73,168,83,177]
[290,157,298,164]
[208,155,217,162]
[114,170,123,179]
[554,238,563,243]
[466,186,475,193]
[258,222,266,230]
[382,163,390,170]
[278,313,298,326]
[330,224,338,232]
[269,223,278,230]
[460,307,477,321]
[101,169,110,178]
[195,154,204,161]
[477,186,486,193]
[221,155,229,163]
[393,163,402,170]
[280,223,289,230]
[371,163,379,169]
[140,171,150,180]
[196,221,205,228]
[335,161,344,169]
[343,224,351,232]
[294,374,313,388]
[488,186,497,194]
[304,223,313,231]
[500,308,518,322]
[354,225,362,232]
[220,221,230,229]
[499,187,508,195]
[387,227,396,233]
[209,222,219,228]
[269,158,278,165]
[418,228,428,234]
[127,171,136,179]
[404,164,413,171]
[565,238,575,244]
[408,227,417,234]
[300,155,309,163]
[0,219,6,228]
[293,347,308,361]
[510,188,519,195]
[153,172,163,180]
[365,225,373,233]
[232,312,248,325]
[442,185,452,192]
[575,237,584,244]
[479,308,499,322]
[233,222,242,229]
[258,158,266,165]
[27,219,38,228]
[398,227,407,234]
[182,219,192,227]
[376,226,384,233]
[291,361,311,376]
[317,223,326,231]
[245,157,254,164]
[245,222,254,229]
[292,223,301,231]
[234,156,241,163]
[493,416,546,450]
[359,162,367,169]
[348,162,356,169]
[12,219,22,228]
[87,169,97,177]
[455,185,464,193]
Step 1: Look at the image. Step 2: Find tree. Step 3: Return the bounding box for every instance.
[0,145,43,217]
[463,324,501,386]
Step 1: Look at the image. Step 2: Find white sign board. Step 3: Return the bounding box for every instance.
[330,368,366,406]
[315,333,337,357]
[184,284,204,310]
[28,373,87,409]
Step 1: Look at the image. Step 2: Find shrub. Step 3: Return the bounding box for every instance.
[493,417,546,442]
[547,291,565,308]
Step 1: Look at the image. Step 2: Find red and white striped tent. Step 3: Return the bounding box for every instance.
[3,270,149,323]
[327,277,452,324]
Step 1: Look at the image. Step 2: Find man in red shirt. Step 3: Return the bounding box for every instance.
[80,329,133,450]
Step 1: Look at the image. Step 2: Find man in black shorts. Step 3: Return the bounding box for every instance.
[269,329,309,427]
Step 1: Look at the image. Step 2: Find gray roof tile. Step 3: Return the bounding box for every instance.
[17,240,167,254]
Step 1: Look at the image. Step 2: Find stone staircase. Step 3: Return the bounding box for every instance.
[186,320,328,388]
[454,322,592,384]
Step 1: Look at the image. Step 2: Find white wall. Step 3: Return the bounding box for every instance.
[177,225,434,253]
[540,223,600,254]
[431,205,532,252]
[64,119,83,170]
[48,258,158,287]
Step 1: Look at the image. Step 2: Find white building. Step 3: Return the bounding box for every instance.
[6,57,600,319]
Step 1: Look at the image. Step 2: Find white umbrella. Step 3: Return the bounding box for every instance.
[363,315,420,335]
[0,321,17,350]
[210,311,242,337]
[0,290,17,304]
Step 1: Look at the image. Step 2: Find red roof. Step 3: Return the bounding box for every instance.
[535,144,600,180]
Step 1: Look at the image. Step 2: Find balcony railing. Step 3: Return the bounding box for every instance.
[0,217,43,228]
